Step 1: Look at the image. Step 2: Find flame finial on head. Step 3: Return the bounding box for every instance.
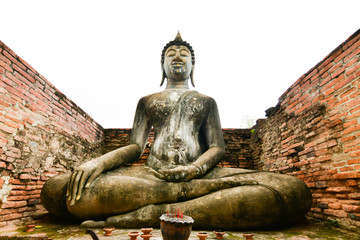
[174,31,183,41]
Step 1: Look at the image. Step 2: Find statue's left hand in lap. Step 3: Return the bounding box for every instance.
[146,165,198,182]
[66,158,105,205]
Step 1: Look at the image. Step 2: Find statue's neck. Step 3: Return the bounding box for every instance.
[165,78,190,90]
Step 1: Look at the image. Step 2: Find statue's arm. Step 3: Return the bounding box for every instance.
[129,97,152,153]
[191,98,225,177]
[92,97,152,170]
[67,97,151,205]
[89,96,152,171]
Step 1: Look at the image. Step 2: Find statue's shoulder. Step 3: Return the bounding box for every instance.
[193,91,210,98]
[136,91,166,108]
[139,91,163,102]
[193,92,218,104]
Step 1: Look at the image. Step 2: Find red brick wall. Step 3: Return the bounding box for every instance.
[0,41,104,226]
[251,29,360,231]
[221,129,253,168]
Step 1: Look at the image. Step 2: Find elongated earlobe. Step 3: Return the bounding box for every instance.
[160,71,166,86]
[190,66,195,87]
[160,64,166,86]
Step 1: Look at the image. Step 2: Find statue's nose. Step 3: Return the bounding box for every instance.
[174,51,181,60]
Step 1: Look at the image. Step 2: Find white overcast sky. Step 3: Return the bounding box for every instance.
[1,0,360,128]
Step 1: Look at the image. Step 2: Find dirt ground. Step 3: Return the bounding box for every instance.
[0,215,359,240]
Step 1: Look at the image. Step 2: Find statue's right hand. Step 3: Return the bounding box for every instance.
[66,159,104,206]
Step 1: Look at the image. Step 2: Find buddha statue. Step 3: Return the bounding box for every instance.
[41,33,312,229]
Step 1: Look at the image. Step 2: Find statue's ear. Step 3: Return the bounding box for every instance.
[190,64,195,87]
[160,64,166,86]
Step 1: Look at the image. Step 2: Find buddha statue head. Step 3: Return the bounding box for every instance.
[160,32,195,87]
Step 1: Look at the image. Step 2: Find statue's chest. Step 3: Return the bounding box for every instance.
[147,94,178,116]
[146,93,206,125]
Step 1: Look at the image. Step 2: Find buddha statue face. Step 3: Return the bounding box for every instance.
[163,45,193,82]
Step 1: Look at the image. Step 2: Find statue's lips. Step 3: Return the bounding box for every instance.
[171,61,184,67]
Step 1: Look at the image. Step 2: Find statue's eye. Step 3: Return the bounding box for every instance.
[166,50,176,57]
[180,50,189,56]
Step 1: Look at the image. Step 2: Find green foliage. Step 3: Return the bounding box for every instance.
[324,219,340,228]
